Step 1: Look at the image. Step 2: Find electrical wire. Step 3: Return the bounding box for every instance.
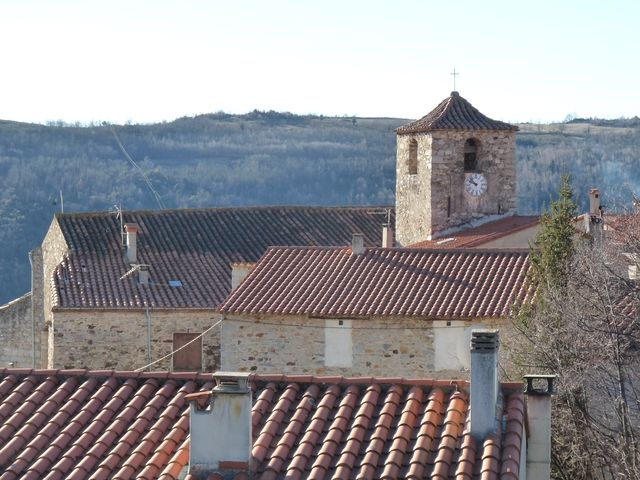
[105,122,166,210]
[134,318,222,372]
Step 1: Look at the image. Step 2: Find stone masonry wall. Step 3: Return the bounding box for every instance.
[396,131,516,246]
[0,293,33,368]
[40,218,70,368]
[395,133,432,246]
[221,314,511,378]
[51,309,221,371]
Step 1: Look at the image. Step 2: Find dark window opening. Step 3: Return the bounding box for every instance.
[408,139,418,174]
[464,138,478,171]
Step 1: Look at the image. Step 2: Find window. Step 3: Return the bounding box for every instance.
[324,319,352,367]
[408,139,418,174]
[464,138,478,171]
[172,332,203,371]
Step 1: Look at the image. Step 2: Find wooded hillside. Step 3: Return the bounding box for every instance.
[1,112,638,304]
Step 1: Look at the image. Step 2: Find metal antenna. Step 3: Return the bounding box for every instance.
[366,207,392,225]
[451,68,460,91]
[113,203,125,246]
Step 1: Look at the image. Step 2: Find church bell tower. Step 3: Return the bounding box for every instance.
[395,91,518,246]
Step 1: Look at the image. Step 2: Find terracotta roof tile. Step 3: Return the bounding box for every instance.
[0,370,525,479]
[409,216,539,250]
[396,91,518,134]
[220,247,533,318]
[52,206,394,309]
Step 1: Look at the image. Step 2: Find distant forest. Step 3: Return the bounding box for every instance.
[1,111,639,304]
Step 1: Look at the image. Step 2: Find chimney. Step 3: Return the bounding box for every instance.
[382,224,394,248]
[630,264,639,281]
[470,329,501,440]
[589,188,602,219]
[231,263,255,290]
[124,223,139,264]
[524,374,555,480]
[188,372,252,478]
[351,233,365,255]
[138,264,150,285]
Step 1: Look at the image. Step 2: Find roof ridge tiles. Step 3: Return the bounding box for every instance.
[55,204,394,220]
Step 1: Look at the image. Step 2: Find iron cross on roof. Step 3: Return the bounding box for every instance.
[451,68,460,91]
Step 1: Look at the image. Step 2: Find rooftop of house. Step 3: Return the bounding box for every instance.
[396,92,519,134]
[409,216,540,249]
[51,206,394,310]
[0,368,525,480]
[219,247,533,318]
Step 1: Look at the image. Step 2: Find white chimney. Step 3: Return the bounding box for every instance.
[231,263,255,290]
[188,372,252,477]
[382,224,394,248]
[125,223,139,264]
[351,233,365,255]
[138,264,150,285]
[589,188,601,217]
[524,374,555,480]
[470,329,501,440]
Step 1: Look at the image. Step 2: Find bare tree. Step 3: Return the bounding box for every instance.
[511,184,640,479]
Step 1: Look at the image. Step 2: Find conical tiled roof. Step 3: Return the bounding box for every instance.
[397,91,518,134]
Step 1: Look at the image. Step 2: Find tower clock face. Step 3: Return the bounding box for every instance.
[464,173,487,196]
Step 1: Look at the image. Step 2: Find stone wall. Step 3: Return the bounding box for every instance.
[50,309,221,371]
[40,218,70,368]
[221,314,510,378]
[395,133,432,246]
[396,130,517,246]
[0,293,34,368]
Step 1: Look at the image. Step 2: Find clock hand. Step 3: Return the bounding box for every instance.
[469,179,478,186]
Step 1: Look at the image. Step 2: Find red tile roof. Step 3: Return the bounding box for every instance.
[396,92,519,134]
[52,206,394,309]
[409,216,539,249]
[0,369,525,479]
[219,247,533,318]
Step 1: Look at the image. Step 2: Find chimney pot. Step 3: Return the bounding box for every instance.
[124,223,139,264]
[351,233,365,255]
[470,329,501,441]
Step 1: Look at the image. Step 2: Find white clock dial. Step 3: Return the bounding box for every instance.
[464,173,487,196]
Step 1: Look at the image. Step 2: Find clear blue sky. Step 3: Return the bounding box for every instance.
[1,0,638,124]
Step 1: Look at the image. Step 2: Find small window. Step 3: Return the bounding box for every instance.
[172,332,203,371]
[324,319,352,367]
[464,138,478,171]
[408,139,418,175]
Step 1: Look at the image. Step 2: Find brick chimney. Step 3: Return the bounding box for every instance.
[382,224,394,248]
[351,233,365,255]
[470,329,501,440]
[187,372,252,479]
[124,223,139,264]
[524,374,555,480]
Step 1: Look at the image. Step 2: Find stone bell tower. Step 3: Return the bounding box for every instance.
[395,91,518,246]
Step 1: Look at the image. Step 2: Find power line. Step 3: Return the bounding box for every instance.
[134,318,222,372]
[105,122,166,210]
